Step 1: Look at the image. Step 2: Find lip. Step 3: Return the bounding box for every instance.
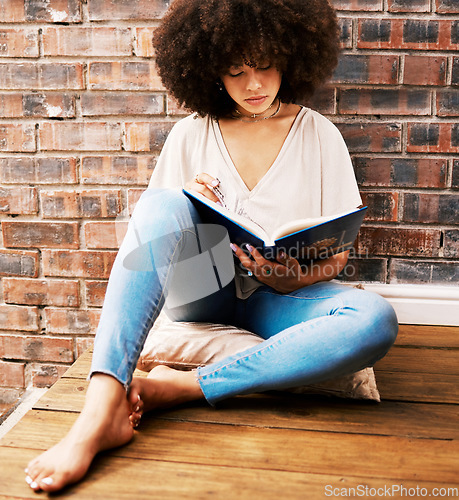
[245,95,267,106]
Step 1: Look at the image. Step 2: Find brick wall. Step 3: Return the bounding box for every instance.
[0,0,458,391]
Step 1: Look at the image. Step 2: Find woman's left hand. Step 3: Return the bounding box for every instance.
[231,243,308,293]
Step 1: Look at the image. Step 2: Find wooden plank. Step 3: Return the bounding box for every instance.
[61,349,93,379]
[375,370,459,404]
[3,410,459,484]
[374,346,459,375]
[62,349,146,381]
[396,325,459,348]
[153,397,459,441]
[30,378,459,440]
[1,447,458,500]
[37,358,459,410]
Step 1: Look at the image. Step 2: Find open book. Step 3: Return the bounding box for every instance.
[183,188,367,261]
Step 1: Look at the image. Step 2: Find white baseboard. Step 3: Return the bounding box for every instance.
[342,283,459,326]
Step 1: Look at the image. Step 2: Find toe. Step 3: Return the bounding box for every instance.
[28,466,55,492]
[37,475,60,492]
[127,386,141,411]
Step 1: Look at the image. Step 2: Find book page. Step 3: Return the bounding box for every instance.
[270,209,358,241]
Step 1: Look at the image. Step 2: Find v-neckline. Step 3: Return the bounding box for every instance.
[213,107,307,196]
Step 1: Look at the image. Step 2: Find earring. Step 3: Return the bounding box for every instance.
[216,80,223,91]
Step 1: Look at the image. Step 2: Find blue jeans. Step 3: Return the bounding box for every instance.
[91,189,398,405]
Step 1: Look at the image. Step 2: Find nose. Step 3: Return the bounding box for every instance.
[246,69,262,91]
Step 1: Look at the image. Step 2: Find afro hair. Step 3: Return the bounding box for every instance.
[153,0,340,119]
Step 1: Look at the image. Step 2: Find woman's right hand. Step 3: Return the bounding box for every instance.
[185,172,221,203]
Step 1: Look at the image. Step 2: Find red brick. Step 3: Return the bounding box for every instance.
[81,156,156,185]
[390,260,459,285]
[402,193,459,224]
[76,337,94,357]
[2,221,79,249]
[0,249,39,278]
[24,93,75,118]
[357,227,441,257]
[166,96,189,116]
[27,363,69,388]
[134,27,156,57]
[0,157,78,185]
[0,335,73,363]
[85,281,108,307]
[78,189,121,217]
[0,94,23,117]
[39,122,121,151]
[0,0,82,23]
[0,360,25,388]
[407,122,459,153]
[0,63,84,90]
[127,188,145,214]
[403,56,447,86]
[353,158,448,188]
[331,0,383,10]
[45,308,101,335]
[42,250,117,279]
[84,221,128,249]
[443,230,459,258]
[0,305,39,332]
[88,0,169,20]
[336,122,402,153]
[338,258,387,282]
[0,186,37,215]
[338,19,353,49]
[0,0,25,22]
[80,93,164,116]
[305,86,335,115]
[453,159,459,188]
[388,0,430,11]
[437,90,459,116]
[88,61,164,91]
[3,278,79,307]
[338,89,431,116]
[41,190,122,219]
[43,27,132,56]
[331,55,398,84]
[0,124,35,152]
[435,0,459,13]
[124,121,176,151]
[358,19,457,51]
[0,93,75,118]
[0,29,39,57]
[360,192,399,222]
[453,57,459,86]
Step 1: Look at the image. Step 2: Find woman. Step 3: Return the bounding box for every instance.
[25,0,398,492]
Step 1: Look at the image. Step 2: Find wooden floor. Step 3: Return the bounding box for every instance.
[0,325,458,499]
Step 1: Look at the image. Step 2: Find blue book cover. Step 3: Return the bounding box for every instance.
[183,188,367,261]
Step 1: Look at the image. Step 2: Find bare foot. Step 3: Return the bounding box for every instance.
[128,366,203,427]
[25,374,134,493]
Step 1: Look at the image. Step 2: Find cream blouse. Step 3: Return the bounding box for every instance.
[148,107,362,298]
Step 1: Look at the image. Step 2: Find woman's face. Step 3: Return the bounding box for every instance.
[221,62,282,117]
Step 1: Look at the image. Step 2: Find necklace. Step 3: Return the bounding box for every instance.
[231,99,281,123]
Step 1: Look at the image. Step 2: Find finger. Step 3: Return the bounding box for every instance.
[195,172,220,189]
[188,182,220,203]
[189,173,220,203]
[276,251,300,269]
[245,244,278,279]
[230,243,256,274]
[245,244,269,266]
